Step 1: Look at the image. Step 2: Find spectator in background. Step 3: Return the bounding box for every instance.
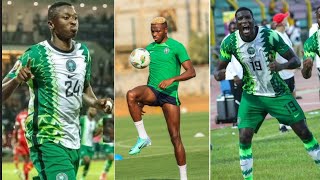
[273,12,301,133]
[261,19,269,28]
[287,19,303,60]
[223,21,243,127]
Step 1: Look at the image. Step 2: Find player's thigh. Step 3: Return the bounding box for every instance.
[162,103,180,134]
[30,142,79,180]
[127,85,156,105]
[238,93,267,132]
[264,94,305,125]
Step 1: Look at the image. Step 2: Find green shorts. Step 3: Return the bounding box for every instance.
[238,92,305,132]
[30,142,80,180]
[102,143,114,154]
[80,145,94,159]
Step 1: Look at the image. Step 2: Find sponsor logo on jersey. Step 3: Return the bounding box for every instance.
[164,47,170,54]
[66,59,76,72]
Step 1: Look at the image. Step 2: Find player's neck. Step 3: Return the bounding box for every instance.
[158,36,168,44]
[50,36,74,52]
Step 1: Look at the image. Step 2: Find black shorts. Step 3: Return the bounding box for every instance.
[148,86,180,106]
[284,76,295,93]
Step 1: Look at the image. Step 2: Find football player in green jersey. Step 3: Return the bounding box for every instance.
[214,7,320,180]
[126,17,196,180]
[2,2,113,180]
[302,5,320,79]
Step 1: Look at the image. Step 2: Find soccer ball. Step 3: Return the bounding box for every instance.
[129,48,150,69]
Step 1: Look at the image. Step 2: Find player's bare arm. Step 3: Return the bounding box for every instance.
[82,83,113,114]
[158,60,196,89]
[2,59,34,101]
[301,58,313,79]
[213,60,228,81]
[268,49,301,72]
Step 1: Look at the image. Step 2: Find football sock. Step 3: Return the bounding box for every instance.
[104,160,113,172]
[134,120,148,139]
[23,162,33,180]
[178,164,187,180]
[303,136,320,167]
[82,162,90,177]
[239,143,253,180]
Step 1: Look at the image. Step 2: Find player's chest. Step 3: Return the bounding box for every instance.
[149,46,176,65]
[34,54,87,81]
[237,41,266,63]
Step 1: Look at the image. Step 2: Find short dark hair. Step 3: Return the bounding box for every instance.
[316,5,320,12]
[235,7,254,18]
[48,2,72,20]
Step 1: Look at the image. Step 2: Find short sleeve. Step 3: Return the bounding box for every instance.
[269,30,290,56]
[6,48,33,80]
[303,32,318,61]
[219,35,233,62]
[176,43,190,63]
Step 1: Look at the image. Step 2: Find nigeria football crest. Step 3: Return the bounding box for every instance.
[164,47,170,54]
[66,59,76,72]
[247,47,256,59]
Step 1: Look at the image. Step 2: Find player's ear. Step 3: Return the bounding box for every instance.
[48,20,54,30]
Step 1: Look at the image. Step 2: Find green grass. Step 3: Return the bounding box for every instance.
[115,112,209,180]
[2,160,114,180]
[211,110,320,180]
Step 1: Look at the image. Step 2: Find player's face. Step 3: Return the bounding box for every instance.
[151,24,168,44]
[316,8,320,27]
[236,10,255,40]
[50,5,78,40]
[229,23,237,33]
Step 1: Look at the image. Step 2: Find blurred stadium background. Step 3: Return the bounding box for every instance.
[114,0,210,179]
[2,0,114,179]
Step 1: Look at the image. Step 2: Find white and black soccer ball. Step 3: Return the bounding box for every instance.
[129,48,150,69]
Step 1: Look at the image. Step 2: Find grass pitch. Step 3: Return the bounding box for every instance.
[2,160,114,180]
[115,112,209,180]
[211,109,320,180]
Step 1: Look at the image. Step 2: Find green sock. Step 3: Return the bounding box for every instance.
[104,160,113,172]
[303,136,320,166]
[83,163,90,177]
[239,143,253,179]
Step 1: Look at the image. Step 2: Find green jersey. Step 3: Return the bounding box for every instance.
[303,29,320,61]
[80,115,96,147]
[220,26,290,97]
[7,40,92,149]
[146,38,190,97]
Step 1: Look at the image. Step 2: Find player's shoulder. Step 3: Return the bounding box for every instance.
[167,38,184,47]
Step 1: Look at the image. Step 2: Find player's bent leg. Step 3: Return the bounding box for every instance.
[126,85,156,121]
[291,120,320,167]
[30,142,79,180]
[239,128,254,180]
[127,86,155,155]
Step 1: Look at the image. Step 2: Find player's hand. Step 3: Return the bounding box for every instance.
[301,59,313,79]
[233,75,242,87]
[158,78,175,90]
[268,54,283,72]
[94,98,113,113]
[138,102,146,116]
[214,69,226,81]
[15,58,34,83]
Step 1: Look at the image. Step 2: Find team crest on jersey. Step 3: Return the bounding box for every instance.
[164,47,170,54]
[66,59,76,72]
[56,173,68,180]
[247,47,256,59]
